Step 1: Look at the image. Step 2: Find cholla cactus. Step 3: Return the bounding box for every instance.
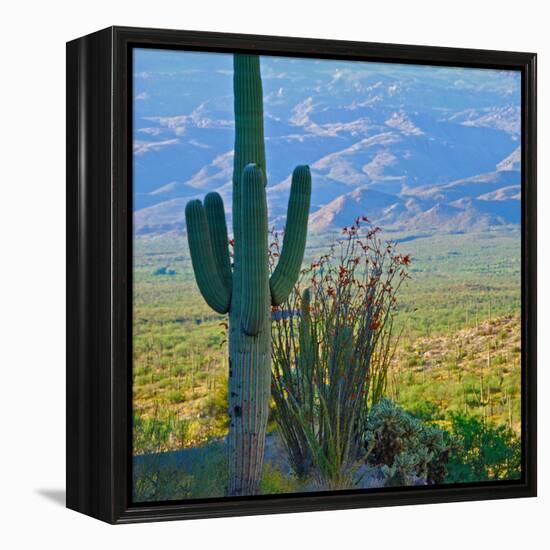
[185,54,311,496]
[363,398,449,486]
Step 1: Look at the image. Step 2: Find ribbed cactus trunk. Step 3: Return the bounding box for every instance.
[185,54,311,496]
[228,165,271,496]
[228,56,270,496]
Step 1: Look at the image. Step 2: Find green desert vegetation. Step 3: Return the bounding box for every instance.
[131,52,521,501]
[132,226,522,500]
[389,314,521,432]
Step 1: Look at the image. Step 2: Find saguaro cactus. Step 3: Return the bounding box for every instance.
[185,54,311,496]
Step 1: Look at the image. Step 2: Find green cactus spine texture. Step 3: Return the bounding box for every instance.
[185,54,311,496]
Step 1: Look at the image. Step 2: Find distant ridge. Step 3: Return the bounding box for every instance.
[132,55,521,237]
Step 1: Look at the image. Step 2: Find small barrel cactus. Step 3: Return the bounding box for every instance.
[185,54,311,496]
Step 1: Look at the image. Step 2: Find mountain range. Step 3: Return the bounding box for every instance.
[132,50,521,236]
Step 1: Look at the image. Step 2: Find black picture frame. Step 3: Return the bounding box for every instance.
[66,26,537,524]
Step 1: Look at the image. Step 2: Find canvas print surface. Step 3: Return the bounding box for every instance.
[132,48,522,501]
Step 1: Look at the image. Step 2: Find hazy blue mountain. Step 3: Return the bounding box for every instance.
[133,49,521,235]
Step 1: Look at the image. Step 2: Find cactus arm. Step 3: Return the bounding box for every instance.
[270,165,312,306]
[185,199,231,314]
[204,192,233,294]
[240,164,269,336]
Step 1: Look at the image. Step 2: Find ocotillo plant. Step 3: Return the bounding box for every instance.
[185,54,311,496]
[271,218,410,488]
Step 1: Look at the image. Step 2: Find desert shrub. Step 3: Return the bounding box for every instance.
[153,266,176,276]
[363,399,450,486]
[446,413,521,483]
[133,406,190,455]
[259,462,300,495]
[406,400,441,422]
[271,218,410,488]
[201,375,229,433]
[166,389,185,404]
[133,406,193,501]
